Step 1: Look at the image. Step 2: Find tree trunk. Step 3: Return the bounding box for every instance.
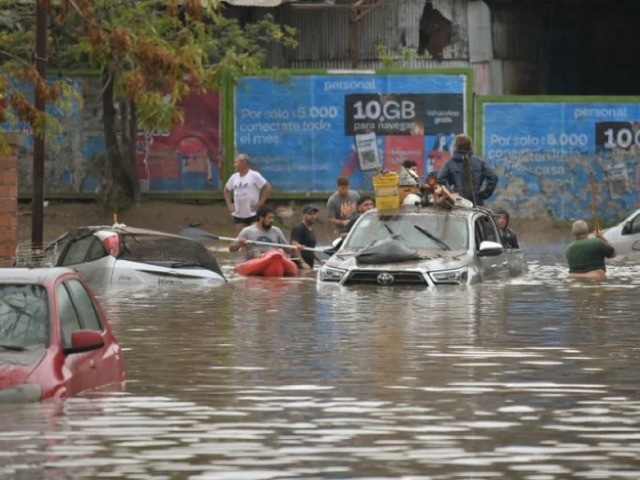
[120,100,141,203]
[101,72,119,210]
[101,71,141,209]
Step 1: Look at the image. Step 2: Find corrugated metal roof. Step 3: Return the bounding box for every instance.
[223,0,347,7]
[223,0,287,6]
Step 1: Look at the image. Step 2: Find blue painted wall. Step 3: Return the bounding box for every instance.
[478,99,640,220]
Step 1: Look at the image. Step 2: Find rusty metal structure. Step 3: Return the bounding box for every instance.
[225,0,483,89]
[225,0,469,67]
[224,0,640,96]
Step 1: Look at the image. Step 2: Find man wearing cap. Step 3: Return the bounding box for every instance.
[345,195,375,234]
[290,204,326,272]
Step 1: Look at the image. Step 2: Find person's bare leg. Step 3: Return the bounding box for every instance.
[569,270,606,280]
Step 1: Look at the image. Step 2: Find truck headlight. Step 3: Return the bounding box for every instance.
[430,268,468,285]
[318,266,346,282]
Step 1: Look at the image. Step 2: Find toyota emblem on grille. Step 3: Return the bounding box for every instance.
[377,273,395,285]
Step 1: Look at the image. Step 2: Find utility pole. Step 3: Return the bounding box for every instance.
[32,0,46,246]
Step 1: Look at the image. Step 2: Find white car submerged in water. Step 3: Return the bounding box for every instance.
[601,208,640,257]
[318,206,525,287]
[45,225,226,288]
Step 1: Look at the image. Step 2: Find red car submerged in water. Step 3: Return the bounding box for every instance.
[0,268,125,402]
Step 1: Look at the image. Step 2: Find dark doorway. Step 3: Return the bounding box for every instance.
[418,1,452,60]
[545,0,640,94]
[485,0,640,95]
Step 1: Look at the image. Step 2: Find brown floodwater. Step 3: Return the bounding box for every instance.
[1,241,639,480]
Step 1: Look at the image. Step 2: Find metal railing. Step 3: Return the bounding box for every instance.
[14,243,58,268]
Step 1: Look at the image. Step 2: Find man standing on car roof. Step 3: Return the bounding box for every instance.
[437,134,498,206]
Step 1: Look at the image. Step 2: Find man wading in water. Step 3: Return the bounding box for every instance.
[565,219,616,279]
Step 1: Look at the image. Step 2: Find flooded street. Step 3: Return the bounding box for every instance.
[1,240,640,480]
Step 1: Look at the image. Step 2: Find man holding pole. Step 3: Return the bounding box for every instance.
[229,206,300,260]
[565,220,616,279]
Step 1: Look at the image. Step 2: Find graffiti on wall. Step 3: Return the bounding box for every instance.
[136,92,221,191]
[234,74,468,192]
[481,101,640,220]
[3,77,221,194]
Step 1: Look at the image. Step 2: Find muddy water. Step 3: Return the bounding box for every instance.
[1,242,639,479]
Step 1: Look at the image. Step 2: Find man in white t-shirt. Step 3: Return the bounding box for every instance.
[224,153,272,233]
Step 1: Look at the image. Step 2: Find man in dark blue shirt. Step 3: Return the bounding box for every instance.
[437,134,498,206]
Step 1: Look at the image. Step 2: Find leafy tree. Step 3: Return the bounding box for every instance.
[0,1,77,147]
[1,0,297,210]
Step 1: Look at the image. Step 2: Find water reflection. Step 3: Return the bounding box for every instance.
[0,244,639,479]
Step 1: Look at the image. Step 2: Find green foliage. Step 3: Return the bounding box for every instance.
[0,0,299,215]
[1,0,298,152]
[375,45,417,70]
[375,45,395,69]
[54,1,297,104]
[0,2,80,152]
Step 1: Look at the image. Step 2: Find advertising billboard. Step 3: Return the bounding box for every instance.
[234,72,469,192]
[479,99,640,220]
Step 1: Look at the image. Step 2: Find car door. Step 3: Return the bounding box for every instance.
[474,215,509,279]
[58,234,112,284]
[65,279,122,386]
[56,279,110,396]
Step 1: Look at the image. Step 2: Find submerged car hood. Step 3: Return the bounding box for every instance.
[600,225,620,238]
[0,349,45,388]
[110,259,226,285]
[327,249,471,271]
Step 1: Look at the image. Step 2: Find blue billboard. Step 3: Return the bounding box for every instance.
[480,100,640,220]
[234,73,469,192]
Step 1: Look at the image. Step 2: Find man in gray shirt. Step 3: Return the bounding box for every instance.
[326,176,360,235]
[230,205,299,260]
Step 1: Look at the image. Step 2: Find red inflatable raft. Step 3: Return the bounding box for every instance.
[234,249,299,277]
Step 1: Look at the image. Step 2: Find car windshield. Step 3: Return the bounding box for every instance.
[119,233,222,271]
[344,213,469,251]
[0,285,49,349]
